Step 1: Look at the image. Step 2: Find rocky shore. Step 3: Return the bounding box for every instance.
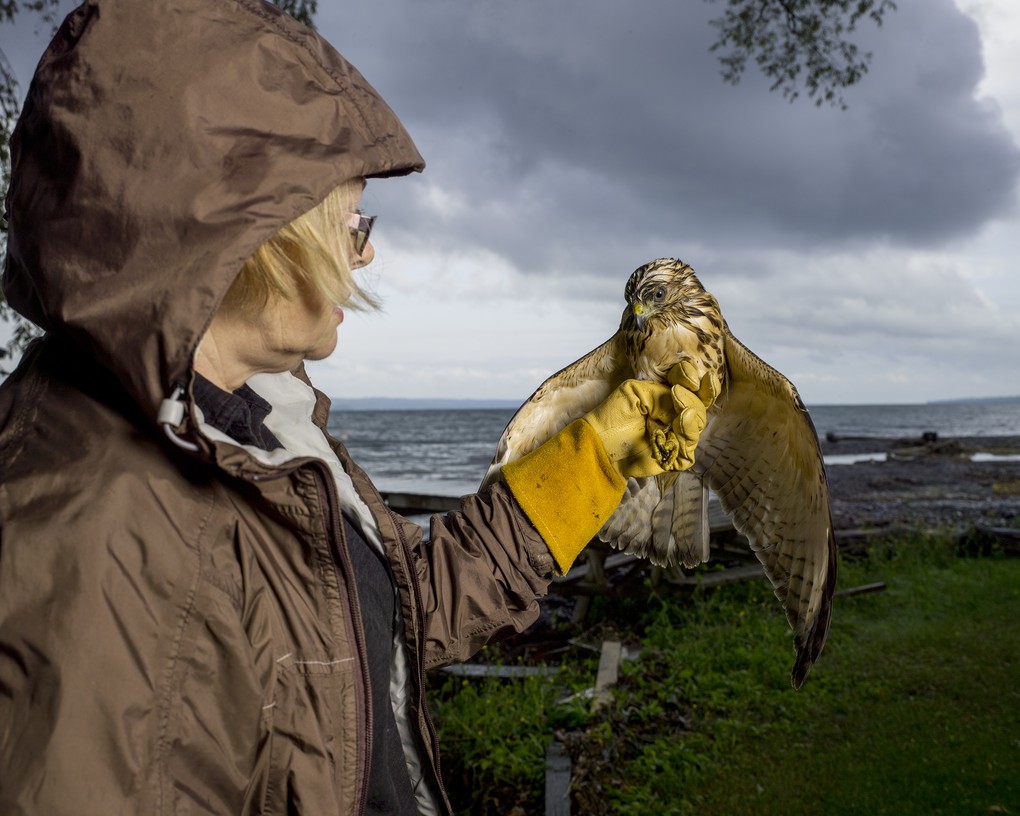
[821,434,1020,534]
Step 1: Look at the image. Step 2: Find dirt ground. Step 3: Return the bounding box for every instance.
[820,434,1020,533]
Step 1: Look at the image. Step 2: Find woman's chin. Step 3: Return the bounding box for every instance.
[307,332,339,362]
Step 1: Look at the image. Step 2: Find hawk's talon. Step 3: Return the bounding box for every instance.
[651,428,682,471]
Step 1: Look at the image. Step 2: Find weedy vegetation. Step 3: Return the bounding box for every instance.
[429,531,1020,815]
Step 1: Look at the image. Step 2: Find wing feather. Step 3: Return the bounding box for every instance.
[479,332,632,490]
[694,330,837,688]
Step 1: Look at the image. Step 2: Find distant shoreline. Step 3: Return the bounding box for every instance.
[331,395,1020,412]
[330,398,519,411]
[925,395,1020,405]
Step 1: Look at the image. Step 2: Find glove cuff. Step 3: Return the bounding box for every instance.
[502,418,626,575]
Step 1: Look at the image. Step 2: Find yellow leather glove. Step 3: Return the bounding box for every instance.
[668,359,721,409]
[582,379,688,478]
[502,369,717,574]
[664,359,721,469]
[502,418,626,575]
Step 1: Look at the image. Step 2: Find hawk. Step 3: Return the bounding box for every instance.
[480,258,836,687]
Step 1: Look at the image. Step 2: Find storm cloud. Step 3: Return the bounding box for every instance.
[3,0,1020,404]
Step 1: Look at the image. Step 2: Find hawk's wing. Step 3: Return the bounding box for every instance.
[479,331,632,490]
[693,330,837,688]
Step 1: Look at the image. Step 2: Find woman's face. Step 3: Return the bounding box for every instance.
[256,199,375,369]
[258,282,347,365]
[197,187,377,391]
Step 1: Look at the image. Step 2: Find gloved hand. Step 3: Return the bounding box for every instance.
[660,358,721,470]
[581,379,684,479]
[500,363,718,574]
[668,358,721,410]
[583,362,718,478]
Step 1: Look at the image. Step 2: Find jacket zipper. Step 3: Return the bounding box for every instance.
[249,461,445,813]
[392,517,449,810]
[248,463,374,815]
[312,463,374,816]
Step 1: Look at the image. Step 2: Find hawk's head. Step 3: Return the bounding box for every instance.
[621,258,717,334]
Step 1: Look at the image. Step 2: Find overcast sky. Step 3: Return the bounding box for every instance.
[4,0,1020,406]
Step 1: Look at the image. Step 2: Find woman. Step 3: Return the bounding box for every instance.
[0,1,708,813]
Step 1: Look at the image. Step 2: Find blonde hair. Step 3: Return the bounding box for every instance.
[221,178,380,318]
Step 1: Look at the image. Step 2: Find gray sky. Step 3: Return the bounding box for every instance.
[4,0,1020,406]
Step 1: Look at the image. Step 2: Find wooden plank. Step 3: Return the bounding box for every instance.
[836,526,915,543]
[379,491,732,525]
[379,491,461,514]
[591,640,623,712]
[556,552,636,585]
[545,740,572,816]
[440,664,558,679]
[975,526,1020,555]
[707,497,734,531]
[667,562,765,588]
[834,581,887,599]
[976,525,1020,539]
[378,490,726,522]
[378,491,736,528]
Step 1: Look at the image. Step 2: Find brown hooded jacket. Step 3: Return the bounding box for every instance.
[0,2,556,813]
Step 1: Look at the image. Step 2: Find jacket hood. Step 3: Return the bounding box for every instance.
[3,0,424,420]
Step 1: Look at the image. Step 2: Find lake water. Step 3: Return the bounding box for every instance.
[806,401,1020,438]
[327,400,1020,498]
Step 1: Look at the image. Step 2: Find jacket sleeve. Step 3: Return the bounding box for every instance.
[312,374,574,669]
[326,415,568,670]
[387,482,558,670]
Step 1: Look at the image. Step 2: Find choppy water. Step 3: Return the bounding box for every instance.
[806,401,1019,439]
[327,401,1020,498]
[327,409,515,497]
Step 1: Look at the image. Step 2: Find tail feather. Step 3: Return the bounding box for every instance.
[601,471,711,569]
[671,472,710,568]
[600,478,658,559]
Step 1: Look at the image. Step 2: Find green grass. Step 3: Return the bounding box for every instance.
[430,537,1020,815]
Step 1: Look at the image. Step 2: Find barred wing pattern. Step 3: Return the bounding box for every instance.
[692,332,836,688]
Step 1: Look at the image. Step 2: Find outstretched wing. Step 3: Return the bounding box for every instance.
[479,331,631,490]
[693,330,837,688]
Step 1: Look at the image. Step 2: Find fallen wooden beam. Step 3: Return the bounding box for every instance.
[440,664,558,679]
[592,640,623,713]
[379,491,461,514]
[973,524,1020,554]
[545,740,572,816]
[834,581,887,599]
[667,562,765,588]
[976,525,1020,538]
[555,552,636,585]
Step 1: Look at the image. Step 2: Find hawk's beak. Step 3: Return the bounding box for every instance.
[633,302,648,331]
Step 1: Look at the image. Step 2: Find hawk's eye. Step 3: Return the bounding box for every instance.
[653,287,666,301]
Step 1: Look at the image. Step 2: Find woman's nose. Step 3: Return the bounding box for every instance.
[352,240,375,269]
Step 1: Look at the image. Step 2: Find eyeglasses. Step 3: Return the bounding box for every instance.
[345,212,376,256]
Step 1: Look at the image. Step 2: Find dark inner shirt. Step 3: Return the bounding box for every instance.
[192,373,417,814]
[192,374,283,451]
